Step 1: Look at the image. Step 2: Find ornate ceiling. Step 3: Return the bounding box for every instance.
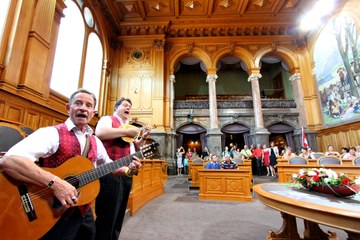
[98,0,345,37]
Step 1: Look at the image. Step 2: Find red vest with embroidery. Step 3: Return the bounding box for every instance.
[102,115,130,160]
[41,123,97,167]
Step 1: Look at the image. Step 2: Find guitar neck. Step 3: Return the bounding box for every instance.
[77,151,143,187]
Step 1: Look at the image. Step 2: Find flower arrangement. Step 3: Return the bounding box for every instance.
[292,167,360,197]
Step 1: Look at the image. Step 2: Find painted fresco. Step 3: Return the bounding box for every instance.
[314,15,360,126]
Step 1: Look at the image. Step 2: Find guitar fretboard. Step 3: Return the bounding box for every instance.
[77,151,143,187]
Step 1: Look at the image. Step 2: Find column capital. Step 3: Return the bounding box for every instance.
[289,72,301,82]
[169,74,176,83]
[206,74,218,83]
[247,73,262,82]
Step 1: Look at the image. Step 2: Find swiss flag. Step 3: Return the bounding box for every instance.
[302,128,308,148]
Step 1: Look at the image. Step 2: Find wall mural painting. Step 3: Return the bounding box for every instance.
[314,15,360,126]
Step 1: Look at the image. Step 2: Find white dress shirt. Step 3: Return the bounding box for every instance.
[3,118,112,167]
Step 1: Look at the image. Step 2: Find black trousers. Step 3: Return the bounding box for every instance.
[95,175,132,240]
[40,207,95,240]
[255,157,263,175]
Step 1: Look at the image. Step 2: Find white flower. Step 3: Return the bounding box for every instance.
[324,178,330,183]
[355,177,360,185]
[325,169,338,179]
[299,169,305,175]
[308,171,317,176]
[292,173,298,179]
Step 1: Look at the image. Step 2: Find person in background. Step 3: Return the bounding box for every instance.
[201,146,210,160]
[269,141,279,177]
[262,144,270,176]
[356,145,360,157]
[253,144,263,176]
[192,147,198,158]
[282,146,296,160]
[205,155,221,169]
[221,146,231,158]
[325,145,340,157]
[176,147,185,176]
[221,154,238,169]
[0,89,141,240]
[299,146,316,159]
[186,148,193,160]
[342,147,356,160]
[340,147,349,159]
[95,97,150,240]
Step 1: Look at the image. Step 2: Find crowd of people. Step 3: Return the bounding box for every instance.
[175,142,360,177]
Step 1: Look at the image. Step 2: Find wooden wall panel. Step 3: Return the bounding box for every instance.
[4,105,25,123]
[316,122,360,152]
[23,110,40,130]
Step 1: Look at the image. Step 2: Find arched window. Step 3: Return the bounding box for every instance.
[0,0,13,69]
[50,0,103,110]
[0,0,11,44]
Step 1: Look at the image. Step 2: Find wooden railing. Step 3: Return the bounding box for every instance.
[277,163,360,184]
[127,159,167,215]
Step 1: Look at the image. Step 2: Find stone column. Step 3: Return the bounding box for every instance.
[248,73,269,145]
[169,74,176,130]
[206,73,222,156]
[289,72,316,150]
[206,74,219,129]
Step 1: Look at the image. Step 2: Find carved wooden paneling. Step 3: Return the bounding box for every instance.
[39,115,55,128]
[23,110,40,130]
[4,104,24,123]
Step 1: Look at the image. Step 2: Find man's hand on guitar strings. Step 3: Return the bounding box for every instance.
[50,177,79,208]
[129,156,141,175]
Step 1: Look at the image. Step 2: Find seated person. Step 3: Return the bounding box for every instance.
[205,155,221,169]
[298,146,316,159]
[221,154,238,169]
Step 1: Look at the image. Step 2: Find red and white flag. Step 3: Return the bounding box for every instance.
[302,127,308,147]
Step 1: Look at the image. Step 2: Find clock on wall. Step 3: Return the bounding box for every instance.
[131,49,144,61]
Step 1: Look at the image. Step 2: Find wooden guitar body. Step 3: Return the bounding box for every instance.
[0,157,99,240]
[0,141,159,240]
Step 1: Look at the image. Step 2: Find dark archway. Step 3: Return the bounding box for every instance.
[221,123,250,150]
[176,123,206,156]
[267,123,295,154]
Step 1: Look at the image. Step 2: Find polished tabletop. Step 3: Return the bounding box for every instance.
[254,183,360,233]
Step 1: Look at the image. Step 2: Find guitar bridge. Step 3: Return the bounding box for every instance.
[18,184,37,222]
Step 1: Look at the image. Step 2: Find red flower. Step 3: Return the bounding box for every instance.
[313,175,320,182]
[341,177,351,185]
[299,174,306,179]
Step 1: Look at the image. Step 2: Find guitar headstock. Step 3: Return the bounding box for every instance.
[141,141,159,159]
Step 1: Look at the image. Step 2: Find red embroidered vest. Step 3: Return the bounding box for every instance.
[102,115,130,160]
[41,123,97,167]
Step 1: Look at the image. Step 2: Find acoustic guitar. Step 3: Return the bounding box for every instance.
[119,124,156,143]
[0,141,159,240]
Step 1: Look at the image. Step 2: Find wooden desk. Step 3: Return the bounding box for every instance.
[277,164,360,183]
[277,159,354,165]
[198,169,252,202]
[254,183,360,240]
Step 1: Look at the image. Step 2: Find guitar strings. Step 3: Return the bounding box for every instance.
[22,152,143,208]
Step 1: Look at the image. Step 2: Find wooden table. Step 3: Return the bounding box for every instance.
[253,183,360,240]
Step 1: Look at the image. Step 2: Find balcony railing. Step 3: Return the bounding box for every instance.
[174,99,296,109]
